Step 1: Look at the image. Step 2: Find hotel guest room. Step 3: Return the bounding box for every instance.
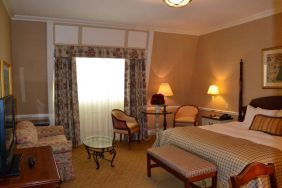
[1,0,282,187]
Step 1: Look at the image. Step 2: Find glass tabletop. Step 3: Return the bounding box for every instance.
[83,136,113,149]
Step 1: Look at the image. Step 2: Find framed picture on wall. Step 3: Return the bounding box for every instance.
[0,60,13,97]
[262,46,282,88]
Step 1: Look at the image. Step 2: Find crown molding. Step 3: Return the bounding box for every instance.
[199,7,282,35]
[2,0,11,17]
[11,15,199,36]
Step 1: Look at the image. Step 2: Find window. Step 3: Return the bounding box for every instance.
[76,57,125,140]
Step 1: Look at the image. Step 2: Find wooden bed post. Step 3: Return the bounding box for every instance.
[238,59,244,122]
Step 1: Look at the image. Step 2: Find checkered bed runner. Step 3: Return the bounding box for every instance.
[154,127,282,187]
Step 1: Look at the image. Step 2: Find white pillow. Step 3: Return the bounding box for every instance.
[257,107,277,116]
[243,105,278,128]
[243,105,257,127]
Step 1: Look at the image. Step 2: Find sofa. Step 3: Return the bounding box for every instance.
[16,121,74,181]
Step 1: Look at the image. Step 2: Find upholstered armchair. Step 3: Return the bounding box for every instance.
[173,105,199,127]
[111,109,140,150]
[16,121,74,181]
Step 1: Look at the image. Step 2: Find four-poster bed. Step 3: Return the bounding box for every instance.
[155,60,282,187]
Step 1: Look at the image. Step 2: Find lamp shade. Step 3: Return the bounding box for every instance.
[158,83,173,97]
[163,0,192,8]
[207,85,219,95]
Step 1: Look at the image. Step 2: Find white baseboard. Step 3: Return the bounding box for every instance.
[146,105,238,115]
[199,107,238,115]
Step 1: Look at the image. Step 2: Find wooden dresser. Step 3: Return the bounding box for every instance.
[0,146,61,188]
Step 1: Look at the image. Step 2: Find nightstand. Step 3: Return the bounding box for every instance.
[201,115,233,125]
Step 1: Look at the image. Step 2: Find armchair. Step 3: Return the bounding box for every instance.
[16,121,74,181]
[173,105,199,127]
[111,109,140,150]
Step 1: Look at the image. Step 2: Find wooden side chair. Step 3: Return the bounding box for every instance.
[111,109,140,150]
[173,105,199,127]
[230,162,277,188]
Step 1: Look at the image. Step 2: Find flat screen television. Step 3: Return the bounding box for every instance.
[0,95,20,177]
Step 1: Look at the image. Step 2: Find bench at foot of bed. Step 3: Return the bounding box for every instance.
[147,145,217,188]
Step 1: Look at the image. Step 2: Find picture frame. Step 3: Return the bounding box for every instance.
[0,60,13,97]
[262,46,282,88]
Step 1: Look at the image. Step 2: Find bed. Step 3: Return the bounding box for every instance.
[155,96,282,187]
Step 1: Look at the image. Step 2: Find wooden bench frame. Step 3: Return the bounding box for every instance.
[147,152,217,188]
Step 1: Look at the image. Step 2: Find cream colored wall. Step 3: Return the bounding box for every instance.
[0,1,11,63]
[9,13,282,121]
[11,21,48,115]
[189,13,282,113]
[147,32,199,129]
[148,32,199,106]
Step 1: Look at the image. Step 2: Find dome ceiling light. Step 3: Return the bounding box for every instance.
[163,0,192,8]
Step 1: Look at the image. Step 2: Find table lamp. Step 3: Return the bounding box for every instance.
[158,83,173,112]
[207,84,219,117]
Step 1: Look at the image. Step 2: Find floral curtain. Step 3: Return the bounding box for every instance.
[54,45,147,141]
[55,45,145,59]
[124,59,147,139]
[54,57,80,147]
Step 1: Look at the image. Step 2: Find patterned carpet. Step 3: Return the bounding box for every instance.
[60,137,184,188]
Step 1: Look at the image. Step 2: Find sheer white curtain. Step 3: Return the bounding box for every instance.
[76,57,125,141]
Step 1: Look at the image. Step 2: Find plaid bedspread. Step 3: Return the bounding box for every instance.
[154,127,282,187]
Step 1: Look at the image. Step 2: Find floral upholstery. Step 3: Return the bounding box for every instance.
[38,135,72,154]
[37,125,65,138]
[16,121,74,181]
[16,121,38,145]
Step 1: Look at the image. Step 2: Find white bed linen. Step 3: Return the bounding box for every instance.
[199,121,282,151]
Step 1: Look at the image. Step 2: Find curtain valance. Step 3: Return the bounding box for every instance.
[55,45,146,60]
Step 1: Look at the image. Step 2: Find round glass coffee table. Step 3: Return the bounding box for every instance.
[83,136,116,169]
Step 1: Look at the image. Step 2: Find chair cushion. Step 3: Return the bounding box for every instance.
[114,125,139,134]
[175,116,195,123]
[38,135,72,153]
[16,121,38,145]
[127,120,139,129]
[37,125,65,138]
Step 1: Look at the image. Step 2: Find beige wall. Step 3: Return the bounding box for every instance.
[9,12,282,118]
[0,1,11,63]
[148,32,199,106]
[189,13,282,113]
[11,21,48,115]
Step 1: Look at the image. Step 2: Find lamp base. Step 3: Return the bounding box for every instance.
[155,105,161,113]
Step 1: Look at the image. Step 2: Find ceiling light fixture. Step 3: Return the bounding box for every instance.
[163,0,192,8]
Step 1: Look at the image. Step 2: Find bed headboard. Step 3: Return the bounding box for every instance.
[237,60,282,121]
[241,96,282,121]
[249,96,282,110]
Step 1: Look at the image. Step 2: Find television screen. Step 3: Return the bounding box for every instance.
[0,95,19,177]
[4,96,15,158]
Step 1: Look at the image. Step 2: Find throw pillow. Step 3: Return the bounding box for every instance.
[276,110,282,117]
[243,106,278,128]
[249,114,282,136]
